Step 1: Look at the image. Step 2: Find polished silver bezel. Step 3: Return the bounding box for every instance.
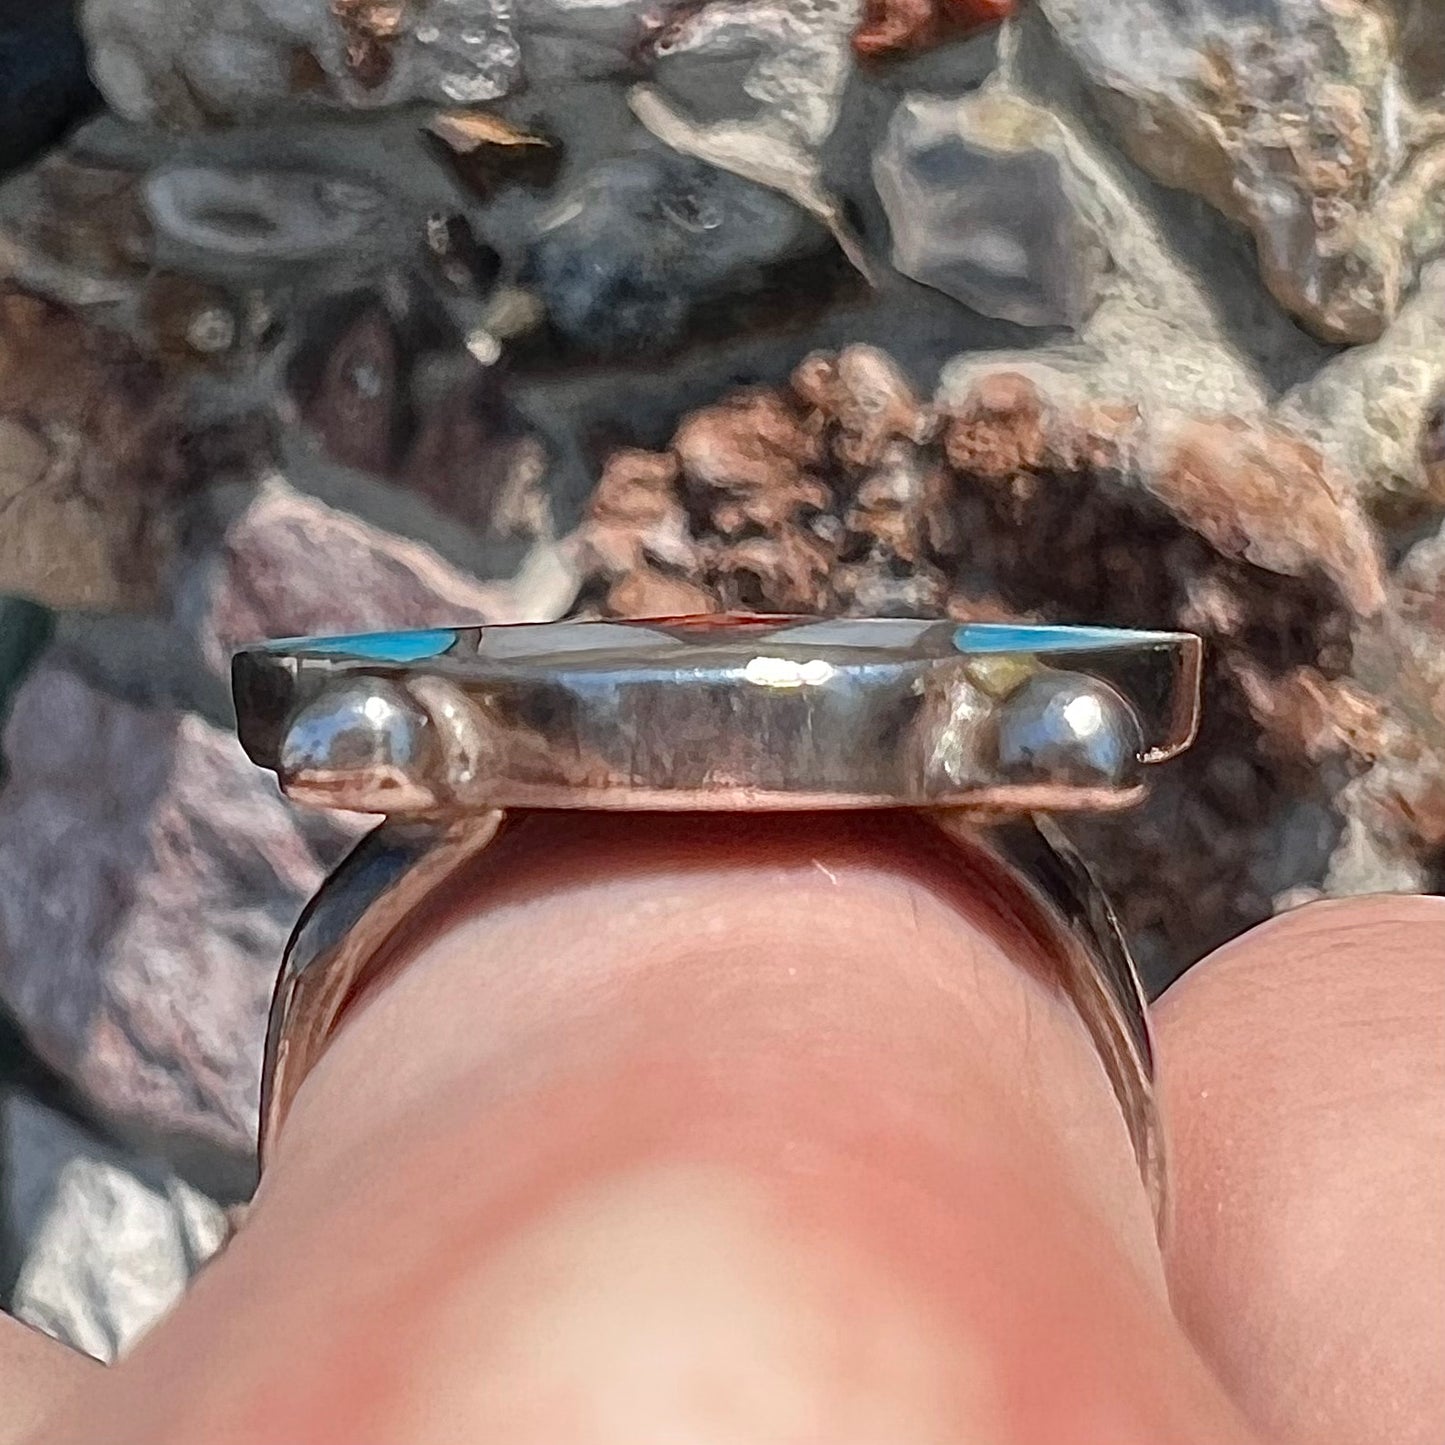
[233,616,1201,816]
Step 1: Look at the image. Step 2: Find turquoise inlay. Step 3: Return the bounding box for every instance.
[954,624,1179,653]
[262,627,459,662]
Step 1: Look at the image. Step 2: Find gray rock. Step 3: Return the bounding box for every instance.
[1037,0,1445,342]
[0,598,52,746]
[936,52,1271,427]
[513,0,655,84]
[630,0,868,267]
[526,149,829,354]
[3,1093,227,1362]
[1390,0,1445,99]
[82,0,520,127]
[873,90,1108,328]
[143,165,391,267]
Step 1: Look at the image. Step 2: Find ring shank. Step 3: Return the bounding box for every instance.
[259,810,1166,1234]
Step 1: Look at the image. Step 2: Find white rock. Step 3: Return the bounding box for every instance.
[1037,0,1445,342]
[1278,260,1445,521]
[3,1094,227,1363]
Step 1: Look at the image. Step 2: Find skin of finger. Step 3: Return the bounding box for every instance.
[0,1313,98,1444]
[1156,893,1445,1445]
[31,814,1256,1445]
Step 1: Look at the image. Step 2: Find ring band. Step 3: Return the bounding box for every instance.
[235,615,1201,1236]
[258,812,1164,1229]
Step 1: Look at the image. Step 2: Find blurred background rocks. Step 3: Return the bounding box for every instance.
[1,0,1444,1357]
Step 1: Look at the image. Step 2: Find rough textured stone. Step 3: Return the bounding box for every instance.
[0,597,51,750]
[1390,0,1445,100]
[0,661,358,1188]
[0,287,181,609]
[81,0,519,127]
[1328,517,1445,896]
[1279,260,1445,526]
[180,476,580,675]
[851,0,1010,59]
[925,56,1388,622]
[928,39,1273,421]
[578,345,955,619]
[873,90,1108,327]
[143,165,392,264]
[509,0,661,84]
[526,148,830,355]
[574,331,1400,977]
[287,300,555,545]
[0,0,1440,1021]
[630,0,868,267]
[3,1093,227,1362]
[1038,0,1445,343]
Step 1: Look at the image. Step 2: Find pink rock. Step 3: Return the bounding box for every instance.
[184,477,579,673]
[0,663,363,1187]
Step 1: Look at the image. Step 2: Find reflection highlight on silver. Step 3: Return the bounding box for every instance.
[994,672,1143,789]
[279,677,437,814]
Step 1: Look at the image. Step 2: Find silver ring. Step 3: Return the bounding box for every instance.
[233,615,1202,1232]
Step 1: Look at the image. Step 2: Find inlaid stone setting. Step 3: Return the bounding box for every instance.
[233,616,1201,814]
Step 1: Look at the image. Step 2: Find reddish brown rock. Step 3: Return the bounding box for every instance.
[293,306,403,478]
[709,529,838,614]
[576,346,1403,977]
[852,0,1012,58]
[942,370,1386,621]
[1154,416,1387,620]
[674,390,827,536]
[0,287,182,609]
[583,349,964,620]
[580,449,695,580]
[604,567,719,620]
[1228,661,1388,764]
[844,442,956,565]
[943,371,1136,481]
[792,346,935,470]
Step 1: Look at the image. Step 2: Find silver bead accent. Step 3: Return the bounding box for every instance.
[279,677,438,813]
[994,672,1143,788]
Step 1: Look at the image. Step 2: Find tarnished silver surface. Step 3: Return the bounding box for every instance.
[237,614,1203,1234]
[234,616,1201,814]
